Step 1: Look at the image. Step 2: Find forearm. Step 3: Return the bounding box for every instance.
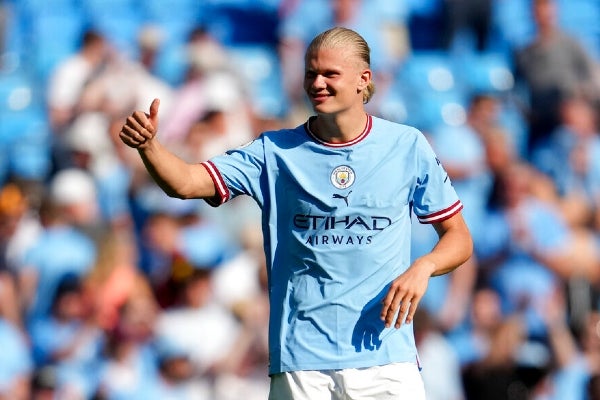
[138,139,215,199]
[423,214,473,277]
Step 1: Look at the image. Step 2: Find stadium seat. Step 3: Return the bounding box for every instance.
[557,0,600,60]
[89,13,143,57]
[377,89,409,125]
[226,44,288,119]
[204,4,279,46]
[0,106,51,182]
[453,52,515,95]
[29,11,85,84]
[491,0,535,50]
[141,0,205,54]
[0,69,36,113]
[396,51,458,94]
[153,44,189,87]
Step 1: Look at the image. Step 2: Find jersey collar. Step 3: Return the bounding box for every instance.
[304,114,372,147]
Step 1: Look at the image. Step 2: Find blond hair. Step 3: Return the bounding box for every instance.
[306,27,376,104]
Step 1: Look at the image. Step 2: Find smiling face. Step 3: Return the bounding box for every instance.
[303,46,371,116]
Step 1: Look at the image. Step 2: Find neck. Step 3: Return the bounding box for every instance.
[311,111,367,144]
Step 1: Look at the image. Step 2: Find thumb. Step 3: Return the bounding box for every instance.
[148,98,160,127]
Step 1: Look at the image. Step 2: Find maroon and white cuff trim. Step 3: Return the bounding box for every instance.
[417,200,463,224]
[200,161,229,207]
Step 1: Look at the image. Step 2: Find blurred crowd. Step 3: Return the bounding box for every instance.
[1,0,600,399]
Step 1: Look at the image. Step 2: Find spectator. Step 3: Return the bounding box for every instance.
[46,30,110,171]
[538,287,600,399]
[28,273,103,399]
[461,314,547,400]
[0,182,41,329]
[430,93,498,245]
[414,307,465,400]
[153,260,243,381]
[159,26,251,148]
[150,336,211,400]
[532,96,600,230]
[96,283,160,399]
[477,162,576,339]
[441,0,494,52]
[448,287,505,368]
[18,170,98,324]
[0,317,32,400]
[514,0,600,155]
[83,230,143,332]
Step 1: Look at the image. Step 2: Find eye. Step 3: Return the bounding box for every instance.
[305,71,316,79]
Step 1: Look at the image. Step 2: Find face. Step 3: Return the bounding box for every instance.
[303,46,370,116]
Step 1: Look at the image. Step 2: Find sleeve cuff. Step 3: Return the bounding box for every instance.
[200,161,230,207]
[417,200,463,224]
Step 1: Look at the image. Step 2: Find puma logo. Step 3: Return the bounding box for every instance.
[332,191,352,206]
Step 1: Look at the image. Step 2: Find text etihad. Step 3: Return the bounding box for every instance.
[293,214,392,231]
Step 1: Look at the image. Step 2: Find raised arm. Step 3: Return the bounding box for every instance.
[119,98,217,200]
[381,212,473,328]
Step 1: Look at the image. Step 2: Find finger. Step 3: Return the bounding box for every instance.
[130,110,154,132]
[122,123,151,142]
[125,116,154,140]
[403,298,421,326]
[394,296,412,328]
[381,290,403,328]
[148,98,160,126]
[119,130,142,148]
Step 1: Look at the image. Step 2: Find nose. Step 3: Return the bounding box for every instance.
[311,74,326,89]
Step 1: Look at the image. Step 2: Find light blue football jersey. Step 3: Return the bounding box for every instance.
[202,115,462,374]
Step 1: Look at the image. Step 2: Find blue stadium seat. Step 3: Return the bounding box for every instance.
[142,0,203,24]
[89,13,143,56]
[153,45,189,87]
[396,51,458,95]
[1,3,28,65]
[204,4,279,46]
[453,52,515,95]
[16,0,81,17]
[412,90,469,133]
[377,89,409,125]
[0,106,51,182]
[82,0,137,14]
[0,70,36,113]
[226,44,288,118]
[141,0,205,51]
[29,11,85,84]
[491,0,535,50]
[558,0,600,60]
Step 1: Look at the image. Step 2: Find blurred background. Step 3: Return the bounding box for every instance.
[1,0,600,399]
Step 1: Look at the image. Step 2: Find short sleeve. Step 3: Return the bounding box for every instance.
[201,136,266,208]
[411,134,463,224]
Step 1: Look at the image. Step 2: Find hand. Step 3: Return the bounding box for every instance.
[119,98,160,149]
[380,258,434,328]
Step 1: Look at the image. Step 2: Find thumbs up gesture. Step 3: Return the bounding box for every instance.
[120,98,160,149]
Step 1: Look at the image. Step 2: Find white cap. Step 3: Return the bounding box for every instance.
[64,112,111,154]
[50,168,97,206]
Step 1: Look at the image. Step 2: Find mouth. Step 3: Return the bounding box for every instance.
[310,92,330,103]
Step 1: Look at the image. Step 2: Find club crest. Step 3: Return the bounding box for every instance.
[330,165,355,189]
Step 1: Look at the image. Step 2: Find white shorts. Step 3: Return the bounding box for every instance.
[268,362,425,400]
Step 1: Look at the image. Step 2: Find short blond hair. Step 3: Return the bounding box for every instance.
[306,27,376,104]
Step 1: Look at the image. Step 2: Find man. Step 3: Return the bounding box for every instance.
[514,0,600,155]
[120,27,473,399]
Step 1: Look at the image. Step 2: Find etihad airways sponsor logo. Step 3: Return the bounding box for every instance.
[293,214,392,246]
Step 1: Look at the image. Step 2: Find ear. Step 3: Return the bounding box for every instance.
[357,68,372,92]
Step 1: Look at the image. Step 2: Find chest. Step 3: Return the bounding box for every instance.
[270,143,416,216]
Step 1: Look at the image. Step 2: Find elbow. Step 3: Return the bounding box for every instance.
[164,190,194,200]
